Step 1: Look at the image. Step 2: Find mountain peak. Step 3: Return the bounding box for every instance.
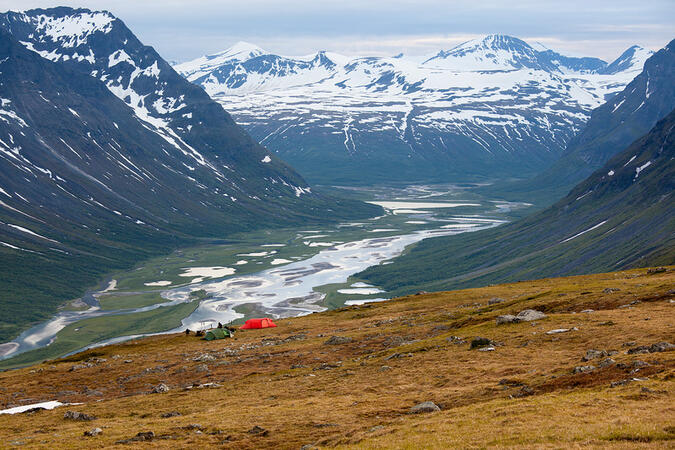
[602,44,654,74]
[422,34,538,70]
[222,41,266,59]
[9,7,116,47]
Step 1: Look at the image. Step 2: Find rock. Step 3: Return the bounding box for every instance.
[478,346,495,352]
[314,362,341,370]
[471,337,495,349]
[23,407,46,414]
[324,336,353,345]
[63,411,96,421]
[446,336,466,344]
[151,383,170,394]
[300,445,317,450]
[495,315,518,325]
[410,401,441,413]
[573,365,595,374]
[247,425,269,436]
[649,342,674,352]
[546,328,576,335]
[291,364,307,369]
[631,360,649,368]
[627,342,674,354]
[84,428,102,437]
[470,337,494,349]
[622,341,636,347]
[516,309,547,321]
[580,309,594,313]
[130,431,155,442]
[488,297,505,305]
[598,358,615,368]
[627,346,650,355]
[182,424,203,431]
[380,365,392,371]
[160,411,181,418]
[582,349,608,361]
[513,385,535,397]
[610,379,632,388]
[195,364,209,373]
[369,425,385,432]
[603,288,621,293]
[647,267,667,274]
[193,353,216,362]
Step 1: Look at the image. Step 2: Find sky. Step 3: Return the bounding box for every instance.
[2,0,674,63]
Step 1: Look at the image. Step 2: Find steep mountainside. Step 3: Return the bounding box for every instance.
[0,8,379,343]
[176,35,651,184]
[489,39,675,203]
[359,108,675,294]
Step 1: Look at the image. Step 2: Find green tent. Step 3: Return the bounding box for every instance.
[204,328,231,341]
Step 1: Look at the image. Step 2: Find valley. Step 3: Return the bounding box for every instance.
[0,185,530,369]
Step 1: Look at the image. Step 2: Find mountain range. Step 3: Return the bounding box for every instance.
[176,35,652,184]
[0,7,378,343]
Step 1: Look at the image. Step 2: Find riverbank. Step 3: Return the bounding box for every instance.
[0,184,529,368]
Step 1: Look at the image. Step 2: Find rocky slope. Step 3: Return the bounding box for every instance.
[0,268,673,447]
[176,35,651,184]
[359,107,674,294]
[0,8,379,343]
[489,38,675,203]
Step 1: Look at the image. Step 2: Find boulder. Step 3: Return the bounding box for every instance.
[410,401,441,413]
[247,425,269,436]
[151,383,170,394]
[598,358,615,368]
[516,310,547,321]
[649,342,674,352]
[627,345,650,354]
[546,328,574,334]
[64,411,96,421]
[496,315,518,325]
[582,349,607,361]
[470,337,494,349]
[324,336,353,345]
[573,365,595,374]
[84,428,102,437]
[488,297,505,305]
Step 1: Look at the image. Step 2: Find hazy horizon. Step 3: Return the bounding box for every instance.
[2,0,673,63]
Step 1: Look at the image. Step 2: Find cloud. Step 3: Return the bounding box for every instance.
[2,0,673,62]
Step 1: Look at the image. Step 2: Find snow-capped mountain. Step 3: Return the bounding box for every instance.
[491,39,675,202]
[0,8,378,343]
[176,35,653,184]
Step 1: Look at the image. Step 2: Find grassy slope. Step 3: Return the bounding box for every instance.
[0,268,673,448]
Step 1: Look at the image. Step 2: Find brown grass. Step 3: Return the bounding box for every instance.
[0,267,673,448]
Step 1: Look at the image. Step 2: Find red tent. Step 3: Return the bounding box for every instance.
[240,318,277,330]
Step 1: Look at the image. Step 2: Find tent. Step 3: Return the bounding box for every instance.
[240,318,277,330]
[204,327,232,340]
